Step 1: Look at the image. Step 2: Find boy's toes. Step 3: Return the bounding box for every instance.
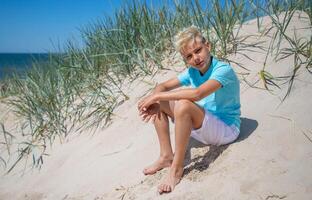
[158,184,171,194]
[143,168,156,175]
[165,185,172,192]
[158,184,164,194]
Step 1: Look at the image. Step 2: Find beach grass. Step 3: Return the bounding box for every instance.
[253,0,312,101]
[0,0,311,173]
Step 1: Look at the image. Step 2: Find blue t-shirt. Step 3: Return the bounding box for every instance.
[177,56,241,129]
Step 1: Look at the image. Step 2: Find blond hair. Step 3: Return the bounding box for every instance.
[174,25,207,53]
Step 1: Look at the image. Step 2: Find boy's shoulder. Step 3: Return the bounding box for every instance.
[211,57,236,75]
[213,57,232,69]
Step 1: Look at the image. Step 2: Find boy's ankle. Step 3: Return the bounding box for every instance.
[159,154,174,161]
[170,163,184,171]
[169,165,184,176]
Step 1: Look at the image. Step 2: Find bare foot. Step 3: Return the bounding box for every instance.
[158,167,183,194]
[143,157,173,175]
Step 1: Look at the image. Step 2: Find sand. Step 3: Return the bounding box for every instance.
[0,11,311,200]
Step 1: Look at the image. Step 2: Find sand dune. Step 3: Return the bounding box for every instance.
[0,11,311,200]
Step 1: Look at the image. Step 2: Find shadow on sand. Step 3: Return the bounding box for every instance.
[183,117,258,176]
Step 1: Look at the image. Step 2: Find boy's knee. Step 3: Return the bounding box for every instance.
[174,100,193,117]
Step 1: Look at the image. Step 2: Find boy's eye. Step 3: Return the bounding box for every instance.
[195,48,202,53]
[186,55,192,60]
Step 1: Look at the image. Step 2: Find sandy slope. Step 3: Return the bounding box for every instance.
[0,11,311,200]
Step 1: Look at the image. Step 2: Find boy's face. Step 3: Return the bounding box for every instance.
[180,37,211,73]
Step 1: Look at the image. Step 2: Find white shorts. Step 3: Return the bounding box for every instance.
[190,112,240,146]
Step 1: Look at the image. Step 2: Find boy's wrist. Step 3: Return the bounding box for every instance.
[153,84,167,93]
[154,93,161,102]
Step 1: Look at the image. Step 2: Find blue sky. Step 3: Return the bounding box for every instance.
[0,0,125,53]
[0,0,237,53]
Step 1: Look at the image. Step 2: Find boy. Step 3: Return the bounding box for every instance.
[138,26,241,194]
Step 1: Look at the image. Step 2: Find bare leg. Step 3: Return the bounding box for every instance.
[158,100,205,194]
[143,101,175,175]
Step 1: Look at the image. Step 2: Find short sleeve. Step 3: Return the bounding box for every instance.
[177,69,191,86]
[209,65,234,87]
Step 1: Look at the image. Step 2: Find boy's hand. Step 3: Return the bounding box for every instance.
[138,94,160,123]
[138,94,158,113]
[139,103,160,123]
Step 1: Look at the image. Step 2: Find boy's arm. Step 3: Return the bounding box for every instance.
[138,77,181,109]
[138,77,181,122]
[152,77,182,93]
[156,79,221,101]
[139,79,221,111]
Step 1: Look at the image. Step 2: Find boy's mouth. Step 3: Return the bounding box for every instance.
[196,61,204,67]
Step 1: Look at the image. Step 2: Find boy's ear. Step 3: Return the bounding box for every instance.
[205,42,211,51]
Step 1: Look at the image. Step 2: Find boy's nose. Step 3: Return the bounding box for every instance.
[194,56,200,64]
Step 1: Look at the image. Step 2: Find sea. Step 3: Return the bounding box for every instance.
[0,53,49,80]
